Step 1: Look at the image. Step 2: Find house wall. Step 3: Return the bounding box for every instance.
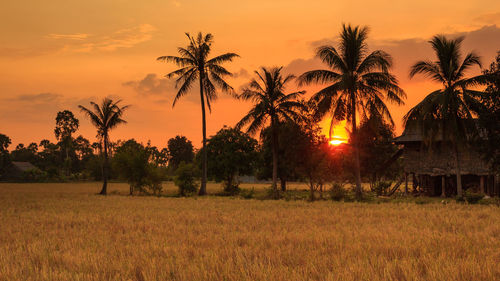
[402,143,491,176]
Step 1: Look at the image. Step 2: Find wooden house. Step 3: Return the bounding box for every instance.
[394,122,498,197]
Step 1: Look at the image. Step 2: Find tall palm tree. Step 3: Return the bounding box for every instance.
[236,67,307,198]
[157,32,239,196]
[79,98,129,195]
[298,24,405,198]
[404,35,485,198]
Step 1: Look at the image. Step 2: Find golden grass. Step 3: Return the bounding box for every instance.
[0,182,499,281]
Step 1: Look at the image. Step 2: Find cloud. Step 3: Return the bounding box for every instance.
[474,12,500,25]
[11,92,63,103]
[232,68,250,78]
[0,24,156,58]
[46,33,89,40]
[123,73,175,96]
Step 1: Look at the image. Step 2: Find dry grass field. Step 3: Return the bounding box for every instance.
[0,182,499,281]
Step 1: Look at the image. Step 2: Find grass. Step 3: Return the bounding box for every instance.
[0,182,499,281]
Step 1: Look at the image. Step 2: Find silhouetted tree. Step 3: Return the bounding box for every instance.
[79,98,129,195]
[236,67,307,198]
[0,134,11,178]
[259,121,309,191]
[167,136,194,170]
[157,32,239,196]
[113,139,163,195]
[476,51,500,173]
[298,24,405,199]
[404,35,487,197]
[204,126,258,193]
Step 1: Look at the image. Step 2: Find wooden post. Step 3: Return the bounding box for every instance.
[404,173,408,195]
[441,176,446,198]
[480,176,485,194]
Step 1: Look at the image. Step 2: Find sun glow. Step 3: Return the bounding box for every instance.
[321,119,349,146]
[329,139,346,146]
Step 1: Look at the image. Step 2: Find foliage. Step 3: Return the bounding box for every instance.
[476,51,500,173]
[0,133,11,177]
[113,139,163,195]
[205,126,258,193]
[174,162,198,196]
[167,135,194,170]
[357,115,401,184]
[371,181,392,196]
[464,189,484,204]
[329,182,347,201]
[258,121,310,190]
[298,24,405,198]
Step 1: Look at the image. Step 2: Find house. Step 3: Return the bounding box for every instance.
[4,161,39,180]
[394,122,498,197]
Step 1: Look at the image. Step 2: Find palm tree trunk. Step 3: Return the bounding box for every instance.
[351,97,363,199]
[100,135,108,195]
[454,143,463,197]
[198,75,208,196]
[271,117,279,199]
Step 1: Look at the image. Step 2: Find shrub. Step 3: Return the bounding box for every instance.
[464,189,484,204]
[240,188,255,199]
[174,162,198,196]
[371,181,392,196]
[329,182,346,201]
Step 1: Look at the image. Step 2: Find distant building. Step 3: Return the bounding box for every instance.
[4,161,39,180]
[394,122,498,197]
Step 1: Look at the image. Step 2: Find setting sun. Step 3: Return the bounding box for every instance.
[329,139,346,146]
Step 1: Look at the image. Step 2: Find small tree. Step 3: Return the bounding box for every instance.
[174,162,198,196]
[205,126,258,193]
[113,139,162,195]
[0,134,11,178]
[167,136,194,170]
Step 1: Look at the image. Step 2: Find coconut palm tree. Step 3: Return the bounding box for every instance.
[79,98,129,195]
[298,24,405,198]
[236,67,307,198]
[404,35,486,197]
[157,32,239,196]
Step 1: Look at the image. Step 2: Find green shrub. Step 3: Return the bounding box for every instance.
[464,189,484,204]
[174,163,198,196]
[240,188,255,199]
[329,182,346,201]
[371,181,392,196]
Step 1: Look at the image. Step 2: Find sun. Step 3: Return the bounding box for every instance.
[329,139,345,146]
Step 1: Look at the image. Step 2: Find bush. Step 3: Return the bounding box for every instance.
[174,163,198,196]
[329,182,346,201]
[371,181,392,196]
[464,189,484,204]
[240,188,255,199]
[21,169,48,182]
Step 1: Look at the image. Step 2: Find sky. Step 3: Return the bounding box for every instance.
[1,0,500,149]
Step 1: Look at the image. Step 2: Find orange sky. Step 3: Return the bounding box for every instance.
[1,1,499,149]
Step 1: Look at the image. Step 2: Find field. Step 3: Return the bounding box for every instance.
[0,182,499,281]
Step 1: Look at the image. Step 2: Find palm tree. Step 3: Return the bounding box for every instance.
[404,35,486,198]
[157,32,239,195]
[298,24,405,198]
[79,98,129,195]
[236,67,307,198]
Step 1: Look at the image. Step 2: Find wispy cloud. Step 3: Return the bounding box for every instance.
[46,33,89,40]
[0,24,156,58]
[55,24,156,53]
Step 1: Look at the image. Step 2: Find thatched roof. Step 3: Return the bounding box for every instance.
[11,162,37,172]
[394,120,485,144]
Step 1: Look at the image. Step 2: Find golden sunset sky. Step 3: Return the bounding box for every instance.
[1,0,500,148]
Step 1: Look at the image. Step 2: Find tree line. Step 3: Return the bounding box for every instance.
[1,24,499,200]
